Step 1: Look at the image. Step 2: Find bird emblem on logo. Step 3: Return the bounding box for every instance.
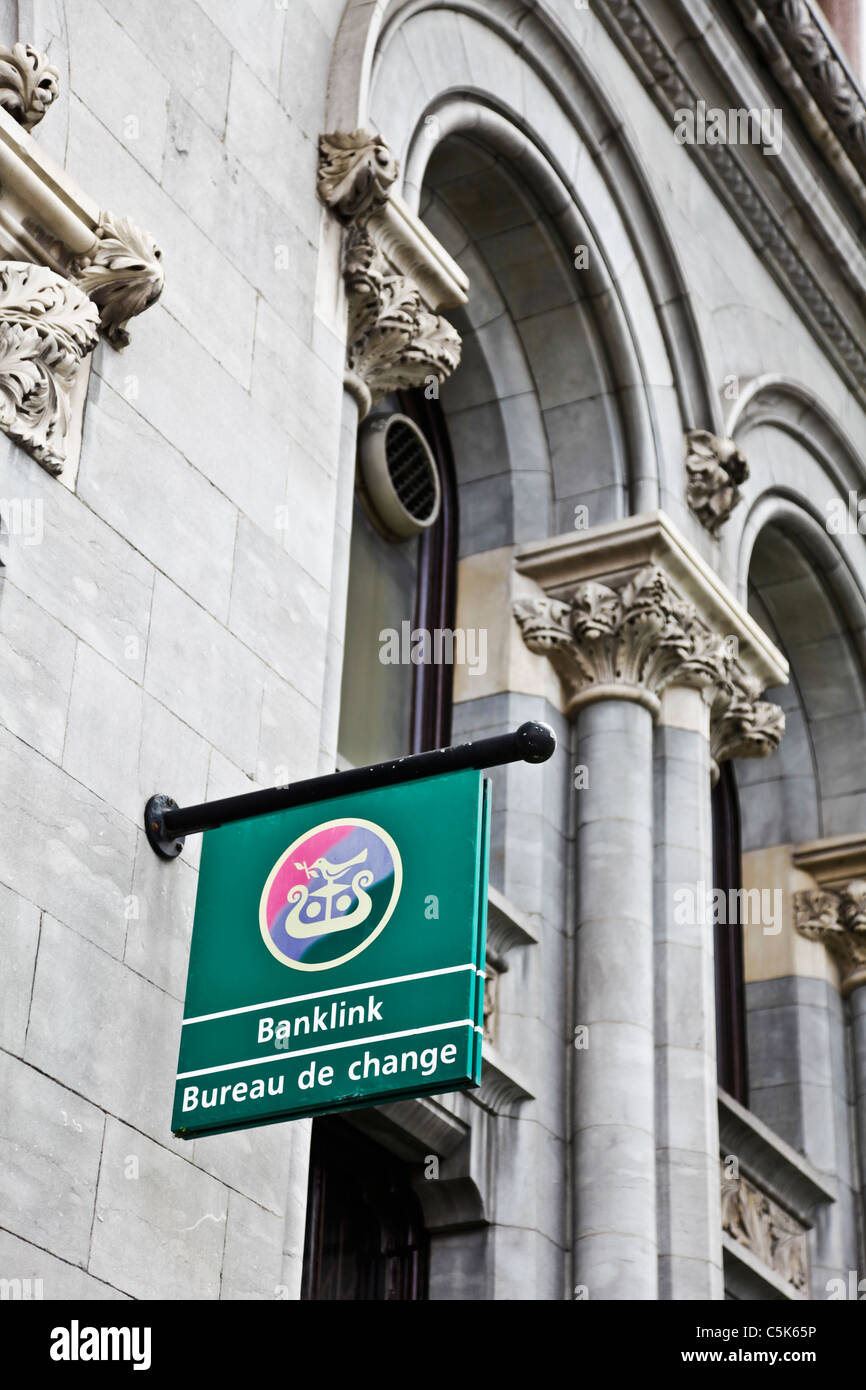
[283,848,375,939]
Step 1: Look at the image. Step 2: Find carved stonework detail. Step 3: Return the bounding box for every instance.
[343,224,461,412]
[514,565,784,765]
[759,0,866,177]
[602,1,866,401]
[685,430,749,536]
[709,675,785,767]
[0,261,99,474]
[794,881,866,992]
[73,213,164,349]
[721,1163,809,1293]
[0,43,59,131]
[318,130,463,418]
[318,130,399,226]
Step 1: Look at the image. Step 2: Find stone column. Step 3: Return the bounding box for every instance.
[653,686,722,1299]
[795,879,866,1266]
[575,694,656,1298]
[514,515,787,1301]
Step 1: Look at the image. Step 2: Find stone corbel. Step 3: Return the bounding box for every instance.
[685,429,750,537]
[513,512,787,774]
[318,129,468,418]
[0,47,163,478]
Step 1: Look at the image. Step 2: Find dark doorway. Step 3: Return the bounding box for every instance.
[301,1116,430,1301]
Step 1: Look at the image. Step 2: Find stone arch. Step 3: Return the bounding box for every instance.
[327,0,724,533]
[413,102,643,544]
[737,487,866,845]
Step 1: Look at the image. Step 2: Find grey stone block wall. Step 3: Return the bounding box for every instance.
[746,976,861,1297]
[2,0,866,1304]
[0,0,347,1300]
[450,691,571,1299]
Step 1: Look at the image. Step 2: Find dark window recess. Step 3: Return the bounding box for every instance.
[398,389,459,753]
[301,1116,429,1301]
[712,761,749,1105]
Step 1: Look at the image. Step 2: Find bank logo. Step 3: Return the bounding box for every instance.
[259,819,402,972]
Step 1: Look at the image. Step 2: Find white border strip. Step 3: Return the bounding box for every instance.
[182,963,478,1027]
[177,1019,475,1081]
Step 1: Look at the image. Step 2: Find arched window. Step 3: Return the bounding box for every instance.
[300,1116,429,1301]
[712,762,749,1104]
[336,391,458,766]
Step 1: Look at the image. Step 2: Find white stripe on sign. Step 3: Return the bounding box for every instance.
[182,963,477,1027]
[176,1019,475,1081]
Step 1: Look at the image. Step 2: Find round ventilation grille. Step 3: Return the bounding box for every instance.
[359,413,442,539]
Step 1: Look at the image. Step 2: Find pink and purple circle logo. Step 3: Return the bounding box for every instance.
[258,818,402,971]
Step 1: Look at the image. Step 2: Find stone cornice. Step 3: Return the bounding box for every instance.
[793,832,866,888]
[794,880,866,994]
[598,0,866,408]
[367,193,468,314]
[486,884,538,971]
[318,128,467,418]
[718,1087,837,1225]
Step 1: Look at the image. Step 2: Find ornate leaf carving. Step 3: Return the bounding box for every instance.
[343,225,461,408]
[720,1163,808,1291]
[73,212,164,349]
[0,43,60,131]
[0,261,99,474]
[514,563,784,762]
[795,880,866,990]
[318,130,399,225]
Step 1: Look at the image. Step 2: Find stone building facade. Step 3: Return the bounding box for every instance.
[1,0,865,1300]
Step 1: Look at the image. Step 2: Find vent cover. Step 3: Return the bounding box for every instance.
[359,413,442,539]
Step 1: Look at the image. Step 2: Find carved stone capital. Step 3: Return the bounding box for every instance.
[0,261,99,474]
[794,880,866,993]
[318,129,399,226]
[685,429,749,537]
[343,224,461,416]
[514,563,784,763]
[0,43,59,131]
[73,212,164,349]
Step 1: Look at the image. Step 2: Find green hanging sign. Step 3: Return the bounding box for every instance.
[172,768,490,1138]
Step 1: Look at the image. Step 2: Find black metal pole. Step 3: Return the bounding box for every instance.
[145,721,556,859]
